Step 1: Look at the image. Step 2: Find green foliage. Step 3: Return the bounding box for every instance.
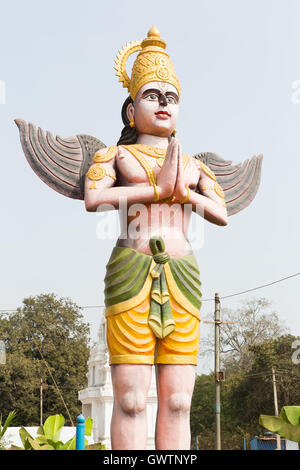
[190,374,214,440]
[43,414,65,442]
[11,414,105,450]
[191,334,300,449]
[85,442,106,450]
[0,294,90,425]
[0,410,16,449]
[259,406,300,443]
[200,297,287,375]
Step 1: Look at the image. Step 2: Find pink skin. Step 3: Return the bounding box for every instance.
[84,81,228,450]
[127,81,179,138]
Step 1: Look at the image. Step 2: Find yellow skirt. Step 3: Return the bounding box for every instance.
[106,292,200,366]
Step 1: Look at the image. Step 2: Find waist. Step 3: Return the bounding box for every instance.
[116,231,193,256]
[104,241,202,319]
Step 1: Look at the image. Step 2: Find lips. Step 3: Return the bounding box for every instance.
[155,110,171,119]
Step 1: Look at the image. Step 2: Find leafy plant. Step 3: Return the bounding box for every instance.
[11,414,104,450]
[0,410,16,449]
[0,294,90,426]
[259,406,300,443]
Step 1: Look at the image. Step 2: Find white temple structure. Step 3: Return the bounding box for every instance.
[78,314,158,449]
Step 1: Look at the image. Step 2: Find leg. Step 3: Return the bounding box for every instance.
[155,364,196,450]
[110,363,152,450]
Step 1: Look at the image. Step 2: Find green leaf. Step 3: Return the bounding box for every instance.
[19,427,34,448]
[28,437,42,450]
[0,411,16,439]
[60,435,76,450]
[84,417,93,437]
[280,406,300,426]
[54,441,65,450]
[36,425,44,436]
[43,414,65,441]
[85,442,106,450]
[259,414,300,442]
[47,439,64,450]
[35,435,48,445]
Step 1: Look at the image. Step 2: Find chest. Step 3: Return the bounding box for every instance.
[116,148,200,187]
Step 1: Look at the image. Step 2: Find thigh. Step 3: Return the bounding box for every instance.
[156,363,196,399]
[111,363,153,399]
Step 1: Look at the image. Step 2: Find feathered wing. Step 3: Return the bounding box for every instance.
[193,152,263,216]
[15,119,106,200]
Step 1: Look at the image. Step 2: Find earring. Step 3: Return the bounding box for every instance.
[129,119,135,128]
[173,129,177,134]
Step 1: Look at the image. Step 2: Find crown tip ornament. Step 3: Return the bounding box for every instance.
[147,25,161,38]
[114,26,180,100]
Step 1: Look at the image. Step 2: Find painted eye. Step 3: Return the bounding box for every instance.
[167,96,176,104]
[147,94,159,100]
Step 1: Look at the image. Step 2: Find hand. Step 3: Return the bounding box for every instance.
[173,141,188,202]
[156,137,178,199]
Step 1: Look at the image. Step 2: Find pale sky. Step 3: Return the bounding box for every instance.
[0,0,300,374]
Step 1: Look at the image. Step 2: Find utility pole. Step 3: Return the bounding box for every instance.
[40,378,43,426]
[272,367,281,450]
[204,293,234,450]
[214,293,221,450]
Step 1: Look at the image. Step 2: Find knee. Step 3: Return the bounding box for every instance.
[118,391,147,417]
[167,392,191,414]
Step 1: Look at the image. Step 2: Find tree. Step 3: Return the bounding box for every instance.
[191,334,299,449]
[190,373,215,449]
[200,297,287,373]
[0,293,90,426]
[222,334,300,438]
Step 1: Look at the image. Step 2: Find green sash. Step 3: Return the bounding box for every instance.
[148,236,175,338]
[104,236,202,338]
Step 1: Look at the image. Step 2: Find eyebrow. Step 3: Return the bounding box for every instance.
[141,88,179,100]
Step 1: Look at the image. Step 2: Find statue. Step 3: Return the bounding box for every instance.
[15,26,263,450]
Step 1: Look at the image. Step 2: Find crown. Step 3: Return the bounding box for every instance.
[114,26,180,100]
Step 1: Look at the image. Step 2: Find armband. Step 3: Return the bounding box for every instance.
[86,164,116,189]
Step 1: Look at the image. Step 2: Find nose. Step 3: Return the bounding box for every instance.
[159,93,168,106]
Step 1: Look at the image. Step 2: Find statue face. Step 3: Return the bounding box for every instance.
[128,81,179,137]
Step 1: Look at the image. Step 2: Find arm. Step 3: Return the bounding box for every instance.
[173,143,228,226]
[193,166,228,226]
[84,142,178,212]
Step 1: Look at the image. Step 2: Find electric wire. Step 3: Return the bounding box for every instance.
[1,271,299,313]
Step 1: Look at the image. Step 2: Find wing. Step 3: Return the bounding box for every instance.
[193,152,263,216]
[15,119,106,200]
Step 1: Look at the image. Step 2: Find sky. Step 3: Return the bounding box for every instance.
[0,0,300,375]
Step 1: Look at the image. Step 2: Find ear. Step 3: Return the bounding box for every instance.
[126,102,135,122]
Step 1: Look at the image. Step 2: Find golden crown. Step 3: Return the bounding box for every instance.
[114,26,180,100]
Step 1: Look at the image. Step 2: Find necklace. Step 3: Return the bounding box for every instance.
[132,144,190,169]
[134,144,167,157]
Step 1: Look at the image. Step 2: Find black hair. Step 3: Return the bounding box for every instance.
[117,96,138,145]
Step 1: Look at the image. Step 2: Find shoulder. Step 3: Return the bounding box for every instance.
[115,145,136,162]
[93,145,118,163]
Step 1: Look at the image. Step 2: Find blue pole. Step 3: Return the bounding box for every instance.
[196,436,199,450]
[243,438,247,450]
[76,414,85,450]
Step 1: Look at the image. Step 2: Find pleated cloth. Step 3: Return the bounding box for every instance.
[104,236,202,365]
